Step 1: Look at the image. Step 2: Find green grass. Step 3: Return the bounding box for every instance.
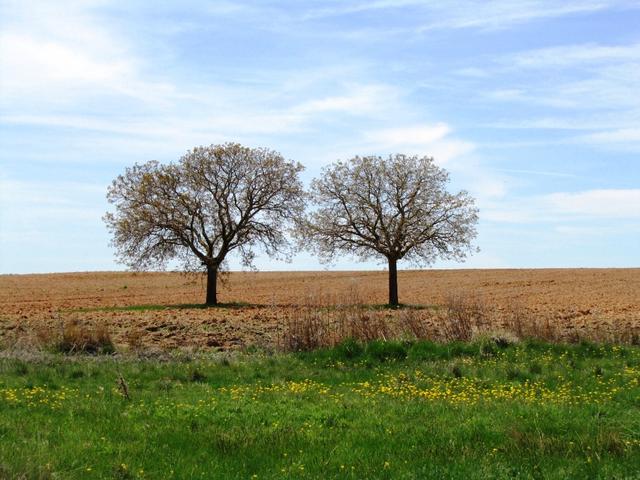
[65,301,254,313]
[65,302,438,314]
[1,340,639,479]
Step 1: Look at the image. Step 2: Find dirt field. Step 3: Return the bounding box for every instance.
[1,269,639,350]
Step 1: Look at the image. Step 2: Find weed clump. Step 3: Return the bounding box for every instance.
[451,364,464,378]
[528,362,543,375]
[189,369,207,383]
[55,322,115,355]
[366,341,408,362]
[334,338,364,359]
[441,293,487,342]
[280,296,393,352]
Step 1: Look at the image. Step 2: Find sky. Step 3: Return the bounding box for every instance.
[1,0,639,274]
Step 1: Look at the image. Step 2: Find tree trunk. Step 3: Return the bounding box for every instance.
[388,257,399,306]
[205,264,218,306]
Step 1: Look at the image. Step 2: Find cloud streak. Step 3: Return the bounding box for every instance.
[299,0,638,32]
[483,189,640,224]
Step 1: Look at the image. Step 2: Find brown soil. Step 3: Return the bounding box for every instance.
[1,269,639,351]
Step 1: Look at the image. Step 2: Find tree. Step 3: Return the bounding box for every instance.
[301,154,478,306]
[104,143,305,305]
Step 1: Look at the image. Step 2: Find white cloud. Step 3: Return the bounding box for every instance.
[0,175,113,273]
[368,123,450,145]
[294,84,399,115]
[0,6,176,108]
[483,188,640,225]
[0,1,421,155]
[0,178,105,219]
[494,168,577,178]
[483,113,640,131]
[469,39,640,153]
[493,42,640,110]
[454,67,490,78]
[0,81,407,156]
[0,111,306,139]
[484,88,580,108]
[553,224,640,236]
[545,189,640,218]
[481,41,640,106]
[350,124,505,201]
[299,0,637,32]
[578,128,640,146]
[508,42,640,68]
[0,33,130,88]
[362,123,475,165]
[418,1,620,31]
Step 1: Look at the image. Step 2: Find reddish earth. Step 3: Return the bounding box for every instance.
[1,269,639,350]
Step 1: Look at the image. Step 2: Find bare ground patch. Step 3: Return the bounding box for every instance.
[1,269,639,351]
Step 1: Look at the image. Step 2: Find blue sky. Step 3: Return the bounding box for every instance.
[1,0,639,274]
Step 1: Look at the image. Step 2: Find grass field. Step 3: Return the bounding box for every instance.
[1,270,639,478]
[1,339,639,479]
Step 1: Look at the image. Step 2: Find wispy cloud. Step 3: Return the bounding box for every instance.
[465,38,640,152]
[546,189,640,218]
[0,1,421,162]
[0,178,105,237]
[0,2,178,109]
[483,188,640,223]
[361,123,475,165]
[293,84,400,115]
[299,0,638,32]
[416,1,628,32]
[354,124,507,201]
[366,123,451,146]
[494,168,578,178]
[507,42,640,68]
[577,128,640,149]
[0,177,114,272]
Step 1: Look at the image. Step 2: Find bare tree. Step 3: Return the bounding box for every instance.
[301,154,478,306]
[104,143,305,305]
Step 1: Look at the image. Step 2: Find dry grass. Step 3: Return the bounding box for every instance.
[279,306,395,351]
[440,292,488,342]
[279,288,640,351]
[278,288,395,351]
[56,321,115,354]
[28,319,116,354]
[123,328,145,352]
[279,290,493,351]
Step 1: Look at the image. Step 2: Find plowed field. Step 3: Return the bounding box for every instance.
[1,269,639,350]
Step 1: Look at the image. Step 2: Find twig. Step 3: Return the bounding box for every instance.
[117,374,131,401]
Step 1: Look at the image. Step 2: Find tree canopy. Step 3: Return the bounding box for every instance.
[104,143,305,305]
[301,154,478,305]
